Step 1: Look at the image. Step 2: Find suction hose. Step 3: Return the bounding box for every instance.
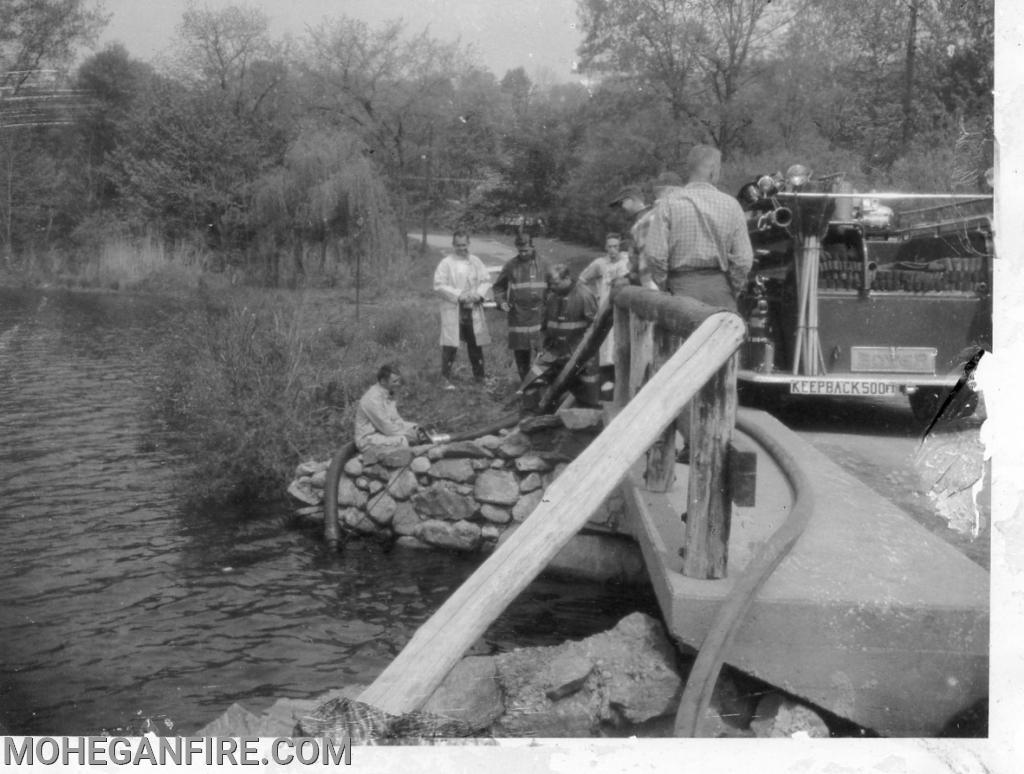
[673,411,816,736]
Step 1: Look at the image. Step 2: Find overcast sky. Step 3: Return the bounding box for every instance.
[96,0,585,81]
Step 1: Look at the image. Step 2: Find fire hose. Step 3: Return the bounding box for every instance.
[673,410,815,736]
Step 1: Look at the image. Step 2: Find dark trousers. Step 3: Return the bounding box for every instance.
[441,311,485,380]
[512,349,533,382]
[666,269,737,312]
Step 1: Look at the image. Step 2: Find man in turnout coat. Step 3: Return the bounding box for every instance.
[520,263,601,407]
[434,230,493,388]
[492,234,549,380]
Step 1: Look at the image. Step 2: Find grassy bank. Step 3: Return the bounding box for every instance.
[148,234,579,504]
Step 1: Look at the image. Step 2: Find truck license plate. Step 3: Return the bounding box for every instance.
[790,380,899,396]
[850,346,936,374]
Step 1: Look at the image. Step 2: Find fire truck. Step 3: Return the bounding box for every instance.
[735,168,992,422]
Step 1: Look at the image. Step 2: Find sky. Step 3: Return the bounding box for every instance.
[96,0,585,81]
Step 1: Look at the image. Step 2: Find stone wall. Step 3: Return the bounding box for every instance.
[287,409,630,554]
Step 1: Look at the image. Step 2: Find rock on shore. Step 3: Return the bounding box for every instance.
[287,410,627,554]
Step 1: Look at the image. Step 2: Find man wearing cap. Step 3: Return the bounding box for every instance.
[493,235,549,381]
[609,184,649,286]
[641,145,753,311]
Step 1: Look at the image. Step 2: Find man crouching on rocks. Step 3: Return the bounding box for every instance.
[354,364,422,452]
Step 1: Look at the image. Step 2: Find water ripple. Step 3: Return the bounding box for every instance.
[0,288,658,736]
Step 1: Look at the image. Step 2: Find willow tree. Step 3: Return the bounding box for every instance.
[250,127,403,291]
[298,17,467,242]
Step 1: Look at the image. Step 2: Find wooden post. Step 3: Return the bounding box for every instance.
[357,312,746,715]
[644,328,681,492]
[628,315,654,398]
[613,301,631,411]
[682,353,738,579]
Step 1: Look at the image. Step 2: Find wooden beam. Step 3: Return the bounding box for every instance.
[357,312,746,715]
[682,354,738,579]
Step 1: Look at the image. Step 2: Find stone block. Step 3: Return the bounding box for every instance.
[423,656,504,731]
[480,524,501,542]
[392,502,421,536]
[310,469,327,487]
[475,469,520,506]
[429,458,476,483]
[287,479,321,505]
[435,441,492,459]
[343,457,363,477]
[471,458,491,471]
[519,473,543,493]
[512,489,545,522]
[362,464,389,481]
[515,453,551,473]
[295,459,329,477]
[749,693,830,738]
[395,536,431,550]
[541,652,594,701]
[386,468,419,501]
[497,431,531,459]
[368,480,384,494]
[341,508,377,534]
[474,434,503,451]
[336,476,367,508]
[379,447,413,468]
[411,483,476,521]
[410,456,431,474]
[355,477,370,490]
[556,407,604,430]
[419,519,481,552]
[597,613,682,724]
[366,493,397,526]
[479,504,511,524]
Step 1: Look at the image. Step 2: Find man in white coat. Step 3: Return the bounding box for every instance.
[433,230,492,389]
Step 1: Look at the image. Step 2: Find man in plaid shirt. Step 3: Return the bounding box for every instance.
[641,145,753,311]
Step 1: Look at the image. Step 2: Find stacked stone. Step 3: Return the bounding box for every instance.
[288,411,624,553]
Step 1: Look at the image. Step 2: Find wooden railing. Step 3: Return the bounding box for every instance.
[357,290,745,715]
[612,286,741,579]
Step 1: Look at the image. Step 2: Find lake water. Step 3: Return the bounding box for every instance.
[0,287,656,735]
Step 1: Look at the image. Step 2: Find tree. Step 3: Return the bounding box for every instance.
[0,0,107,91]
[300,17,479,242]
[575,0,784,158]
[174,2,289,122]
[0,0,107,261]
[249,126,403,286]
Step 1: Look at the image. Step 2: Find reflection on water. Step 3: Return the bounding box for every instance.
[0,288,656,735]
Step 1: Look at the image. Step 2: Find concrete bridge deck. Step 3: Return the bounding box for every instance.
[620,407,989,737]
